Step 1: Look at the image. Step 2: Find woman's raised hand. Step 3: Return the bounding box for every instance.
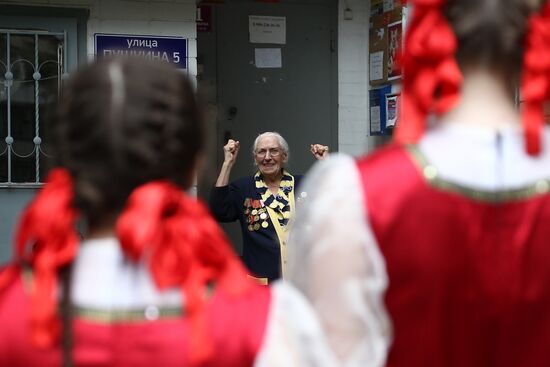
[223,139,240,166]
[310,144,329,160]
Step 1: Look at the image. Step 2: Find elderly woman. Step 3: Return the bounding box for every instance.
[209,132,328,284]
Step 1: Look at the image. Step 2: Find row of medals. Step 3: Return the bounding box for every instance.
[247,208,269,231]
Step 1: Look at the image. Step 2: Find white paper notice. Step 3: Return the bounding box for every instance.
[249,16,286,44]
[369,51,384,81]
[386,95,398,127]
[370,106,381,132]
[255,48,282,68]
[383,0,394,12]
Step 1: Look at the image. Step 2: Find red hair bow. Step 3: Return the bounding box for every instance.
[521,1,550,156]
[1,171,253,366]
[117,181,252,364]
[0,168,79,347]
[395,0,463,144]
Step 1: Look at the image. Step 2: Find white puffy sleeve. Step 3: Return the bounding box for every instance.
[286,154,392,367]
[254,282,339,367]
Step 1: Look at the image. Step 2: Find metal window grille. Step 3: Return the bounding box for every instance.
[0,29,67,187]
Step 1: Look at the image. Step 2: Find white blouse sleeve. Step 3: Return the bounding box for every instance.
[254,282,339,367]
[286,154,392,367]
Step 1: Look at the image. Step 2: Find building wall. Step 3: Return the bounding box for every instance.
[337,0,369,156]
[1,0,389,157]
[338,0,391,156]
[3,0,371,156]
[0,0,198,263]
[0,0,198,79]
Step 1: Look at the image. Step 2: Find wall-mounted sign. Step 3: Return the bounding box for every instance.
[249,15,286,44]
[95,34,188,69]
[369,84,392,136]
[387,21,403,81]
[385,93,400,128]
[255,48,282,68]
[197,5,212,33]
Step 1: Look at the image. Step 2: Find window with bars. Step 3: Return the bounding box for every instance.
[0,30,66,186]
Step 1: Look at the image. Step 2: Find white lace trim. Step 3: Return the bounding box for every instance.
[286,154,392,367]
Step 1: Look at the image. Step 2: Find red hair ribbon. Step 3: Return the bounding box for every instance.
[1,171,253,365]
[395,0,463,144]
[521,1,550,156]
[0,168,79,347]
[116,181,252,364]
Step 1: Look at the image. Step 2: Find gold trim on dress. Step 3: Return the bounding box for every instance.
[406,145,550,202]
[73,306,183,323]
[20,267,217,323]
[73,282,216,324]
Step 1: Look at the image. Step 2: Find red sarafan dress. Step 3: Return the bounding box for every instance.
[0,256,269,367]
[0,176,336,367]
[287,123,550,367]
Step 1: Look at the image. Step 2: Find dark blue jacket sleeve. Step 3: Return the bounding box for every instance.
[209,184,241,223]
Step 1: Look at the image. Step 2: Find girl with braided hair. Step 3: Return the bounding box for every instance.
[287,0,550,366]
[0,58,335,366]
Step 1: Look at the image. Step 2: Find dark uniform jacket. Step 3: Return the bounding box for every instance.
[209,172,303,283]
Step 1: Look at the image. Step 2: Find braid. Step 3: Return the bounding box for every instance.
[59,263,74,367]
[52,58,204,229]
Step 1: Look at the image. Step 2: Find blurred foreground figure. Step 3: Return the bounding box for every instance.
[288,0,550,366]
[0,58,335,367]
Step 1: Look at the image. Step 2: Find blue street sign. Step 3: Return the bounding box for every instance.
[95,33,187,69]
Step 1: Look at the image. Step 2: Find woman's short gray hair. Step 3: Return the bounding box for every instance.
[252,132,290,159]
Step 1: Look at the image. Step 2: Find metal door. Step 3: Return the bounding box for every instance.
[0,15,79,264]
[212,0,337,253]
[217,0,337,176]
